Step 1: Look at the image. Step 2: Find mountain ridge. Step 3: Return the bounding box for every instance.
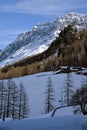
[0,12,87,68]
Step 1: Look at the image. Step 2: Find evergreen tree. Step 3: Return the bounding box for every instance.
[0,79,29,121]
[22,88,29,119]
[18,82,29,119]
[11,82,19,120]
[0,80,6,119]
[6,78,16,117]
[44,76,55,114]
[63,73,74,106]
[71,77,87,115]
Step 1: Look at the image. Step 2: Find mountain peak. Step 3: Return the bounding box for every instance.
[0,12,87,68]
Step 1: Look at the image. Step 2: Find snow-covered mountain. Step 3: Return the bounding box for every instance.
[0,12,87,67]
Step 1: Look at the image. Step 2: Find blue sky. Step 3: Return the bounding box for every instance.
[0,0,87,49]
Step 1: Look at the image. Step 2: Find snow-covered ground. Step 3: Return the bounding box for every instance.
[0,71,87,130]
[2,71,86,117]
[0,112,87,130]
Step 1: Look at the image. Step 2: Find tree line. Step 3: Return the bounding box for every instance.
[0,72,87,121]
[0,79,29,121]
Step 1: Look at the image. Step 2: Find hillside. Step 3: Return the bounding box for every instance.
[2,71,86,117]
[0,12,87,68]
[0,71,87,130]
[0,25,87,79]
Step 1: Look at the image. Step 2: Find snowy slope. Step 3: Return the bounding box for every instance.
[0,115,87,130]
[0,12,87,67]
[3,71,86,117]
[0,72,87,130]
[0,71,87,130]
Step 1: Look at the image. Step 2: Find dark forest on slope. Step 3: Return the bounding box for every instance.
[0,25,87,79]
